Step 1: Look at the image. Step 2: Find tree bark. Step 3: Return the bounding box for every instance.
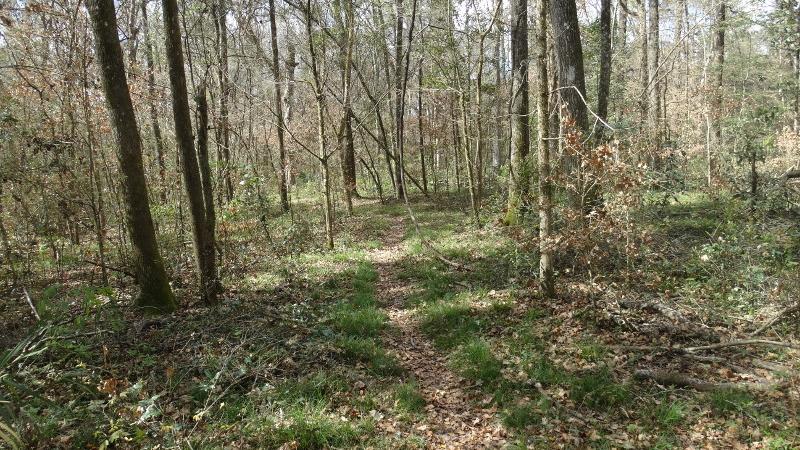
[648,0,661,153]
[213,0,233,202]
[537,0,554,297]
[162,0,219,304]
[87,0,176,313]
[268,0,290,212]
[141,0,167,204]
[505,0,530,225]
[638,0,648,129]
[597,0,612,131]
[708,0,725,186]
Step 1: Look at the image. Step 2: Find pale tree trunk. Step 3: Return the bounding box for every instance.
[492,24,504,173]
[537,0,554,297]
[268,0,290,212]
[87,0,176,312]
[285,43,297,190]
[505,0,529,225]
[304,0,334,249]
[162,0,219,304]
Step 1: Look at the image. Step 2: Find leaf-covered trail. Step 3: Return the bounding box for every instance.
[366,215,507,448]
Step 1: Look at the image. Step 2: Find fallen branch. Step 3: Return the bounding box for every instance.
[684,339,800,352]
[751,303,800,337]
[83,259,136,279]
[634,369,778,392]
[22,288,40,321]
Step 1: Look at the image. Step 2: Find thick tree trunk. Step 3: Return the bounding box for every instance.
[162,0,219,304]
[550,0,590,211]
[268,0,290,212]
[87,0,176,312]
[537,0,554,297]
[505,0,530,225]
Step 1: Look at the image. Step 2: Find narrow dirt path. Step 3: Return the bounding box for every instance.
[365,216,507,449]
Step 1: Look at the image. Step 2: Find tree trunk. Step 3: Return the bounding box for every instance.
[268,0,290,212]
[648,0,661,154]
[418,61,428,194]
[336,0,358,213]
[492,23,504,173]
[141,0,168,204]
[87,0,176,313]
[638,0,648,129]
[214,0,233,202]
[708,0,725,186]
[162,0,219,304]
[550,0,589,211]
[195,85,220,299]
[597,0,612,129]
[537,0,554,297]
[505,0,530,225]
[393,0,406,199]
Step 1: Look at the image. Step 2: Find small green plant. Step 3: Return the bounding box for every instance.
[450,339,502,384]
[577,340,607,363]
[336,337,402,376]
[570,367,630,410]
[394,382,425,413]
[257,402,366,449]
[331,303,386,338]
[709,388,754,415]
[502,401,548,430]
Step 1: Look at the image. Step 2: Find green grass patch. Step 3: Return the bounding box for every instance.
[524,356,567,387]
[502,401,549,430]
[331,303,386,338]
[420,300,479,349]
[570,367,630,410]
[394,382,425,413]
[252,402,368,449]
[709,388,755,416]
[336,337,402,376]
[450,339,502,384]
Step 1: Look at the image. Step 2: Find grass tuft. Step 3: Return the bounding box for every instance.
[450,339,502,384]
[570,367,630,410]
[394,382,425,413]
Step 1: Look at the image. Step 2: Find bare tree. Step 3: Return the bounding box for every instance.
[537,0,554,297]
[505,0,529,225]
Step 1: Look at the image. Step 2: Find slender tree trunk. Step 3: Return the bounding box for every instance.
[213,0,233,202]
[141,0,167,203]
[268,0,290,212]
[708,0,725,186]
[285,43,297,190]
[195,85,220,298]
[492,23,504,173]
[336,0,357,213]
[393,0,406,198]
[87,0,176,312]
[638,0,649,129]
[162,0,219,304]
[418,61,428,194]
[537,0,554,298]
[304,0,334,249]
[597,0,612,129]
[648,0,661,155]
[505,0,530,225]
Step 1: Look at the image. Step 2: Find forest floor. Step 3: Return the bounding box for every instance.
[1,192,799,449]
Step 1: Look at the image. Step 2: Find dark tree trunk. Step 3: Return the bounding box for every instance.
[597,0,612,127]
[418,61,428,194]
[141,0,167,204]
[638,0,648,128]
[162,0,219,304]
[648,0,661,151]
[537,0,554,297]
[87,0,176,313]
[268,0,290,212]
[550,0,588,132]
[393,0,405,198]
[505,0,530,225]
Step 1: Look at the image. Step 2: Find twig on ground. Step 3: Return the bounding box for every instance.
[751,303,800,337]
[22,288,40,321]
[634,369,780,392]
